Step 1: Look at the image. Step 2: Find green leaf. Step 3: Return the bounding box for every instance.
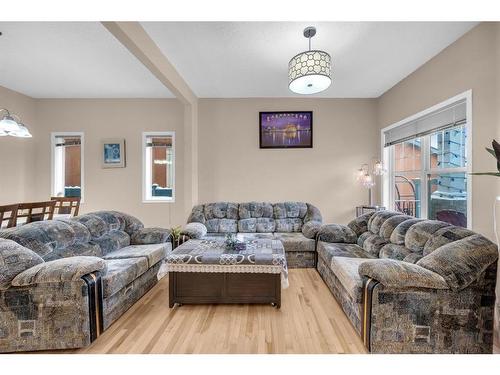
[486,148,496,158]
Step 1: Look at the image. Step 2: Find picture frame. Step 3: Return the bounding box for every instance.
[101,138,126,168]
[259,111,313,149]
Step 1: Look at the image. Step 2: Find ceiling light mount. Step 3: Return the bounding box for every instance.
[288,26,332,95]
[303,26,316,39]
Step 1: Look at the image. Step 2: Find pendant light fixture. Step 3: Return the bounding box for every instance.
[288,26,332,95]
[0,109,32,138]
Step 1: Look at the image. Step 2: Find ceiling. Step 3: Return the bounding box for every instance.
[0,22,174,98]
[0,22,478,99]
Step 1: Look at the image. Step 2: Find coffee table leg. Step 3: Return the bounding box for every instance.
[169,272,175,308]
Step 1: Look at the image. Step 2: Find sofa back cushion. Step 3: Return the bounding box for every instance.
[77,211,144,238]
[422,226,475,256]
[187,201,321,233]
[368,211,403,234]
[90,230,131,256]
[206,218,238,233]
[205,202,239,220]
[379,214,414,240]
[347,212,374,237]
[73,214,110,239]
[239,202,273,219]
[0,220,77,259]
[273,202,307,219]
[389,218,424,245]
[0,210,143,261]
[404,221,451,253]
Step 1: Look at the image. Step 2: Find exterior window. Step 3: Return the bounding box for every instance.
[143,132,175,202]
[51,133,84,199]
[427,125,467,225]
[383,96,469,228]
[393,138,422,217]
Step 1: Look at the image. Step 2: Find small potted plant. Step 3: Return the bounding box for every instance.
[170,225,183,249]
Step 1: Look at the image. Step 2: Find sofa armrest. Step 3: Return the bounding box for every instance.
[11,256,107,287]
[317,224,357,243]
[416,234,498,291]
[0,238,44,290]
[181,222,207,239]
[359,259,449,290]
[130,227,172,245]
[301,221,322,239]
[304,203,322,223]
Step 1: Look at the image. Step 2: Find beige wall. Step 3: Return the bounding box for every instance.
[2,22,499,236]
[33,99,185,228]
[377,22,500,240]
[198,98,379,224]
[0,86,37,204]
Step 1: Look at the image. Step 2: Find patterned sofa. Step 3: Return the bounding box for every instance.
[316,210,498,354]
[0,210,171,353]
[184,202,322,268]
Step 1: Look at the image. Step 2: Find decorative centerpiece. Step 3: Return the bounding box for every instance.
[170,225,187,249]
[225,233,246,251]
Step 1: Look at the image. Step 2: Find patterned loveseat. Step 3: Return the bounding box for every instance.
[316,210,498,354]
[0,210,171,353]
[184,202,322,268]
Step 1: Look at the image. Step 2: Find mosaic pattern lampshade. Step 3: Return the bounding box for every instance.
[288,27,332,95]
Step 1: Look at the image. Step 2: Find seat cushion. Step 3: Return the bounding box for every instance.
[102,258,149,298]
[317,241,375,266]
[273,232,315,252]
[330,257,379,301]
[236,232,274,241]
[103,243,170,267]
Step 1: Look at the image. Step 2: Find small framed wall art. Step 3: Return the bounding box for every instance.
[101,138,126,168]
[259,111,313,149]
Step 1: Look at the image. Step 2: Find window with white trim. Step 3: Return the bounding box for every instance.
[51,132,84,199]
[382,98,470,227]
[143,132,175,202]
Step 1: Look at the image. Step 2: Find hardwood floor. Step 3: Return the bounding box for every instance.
[74,269,366,354]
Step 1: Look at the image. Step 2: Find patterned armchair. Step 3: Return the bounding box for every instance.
[0,210,171,353]
[316,211,498,353]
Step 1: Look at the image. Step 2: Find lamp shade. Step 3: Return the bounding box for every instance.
[288,50,332,95]
[0,115,21,133]
[10,123,32,138]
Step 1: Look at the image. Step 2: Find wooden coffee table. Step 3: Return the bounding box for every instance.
[165,238,288,308]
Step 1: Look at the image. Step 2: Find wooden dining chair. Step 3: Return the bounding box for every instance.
[50,196,81,217]
[0,203,19,229]
[16,201,56,225]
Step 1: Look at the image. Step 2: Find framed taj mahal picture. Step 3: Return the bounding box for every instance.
[259,111,313,149]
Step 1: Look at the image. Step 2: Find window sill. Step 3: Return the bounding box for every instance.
[142,199,175,204]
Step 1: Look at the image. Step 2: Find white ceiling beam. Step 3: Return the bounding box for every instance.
[102,21,197,106]
[102,21,199,215]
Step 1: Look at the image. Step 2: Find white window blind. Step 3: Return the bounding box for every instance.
[383,100,466,147]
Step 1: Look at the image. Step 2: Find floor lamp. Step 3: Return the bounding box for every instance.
[356,160,386,207]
